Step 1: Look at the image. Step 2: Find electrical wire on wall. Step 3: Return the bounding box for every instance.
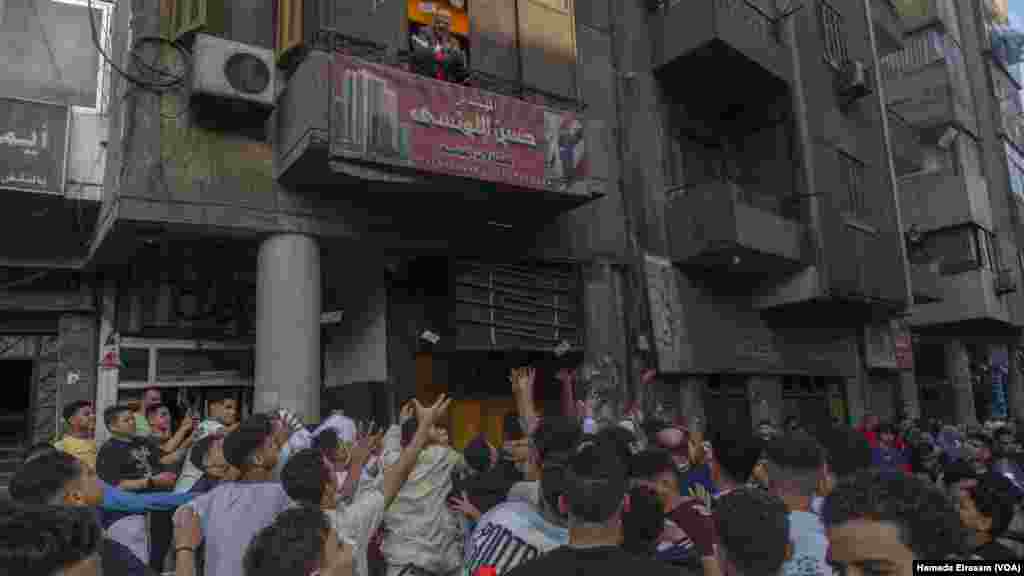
[86,0,189,92]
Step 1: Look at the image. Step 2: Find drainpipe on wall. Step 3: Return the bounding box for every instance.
[862,0,914,311]
[779,5,828,288]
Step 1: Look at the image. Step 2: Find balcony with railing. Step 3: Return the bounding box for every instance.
[881,29,977,133]
[274,30,605,229]
[665,178,806,277]
[647,0,789,85]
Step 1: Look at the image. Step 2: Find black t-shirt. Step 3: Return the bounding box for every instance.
[97,436,163,487]
[504,545,686,576]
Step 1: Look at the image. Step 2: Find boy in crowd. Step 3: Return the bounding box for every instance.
[504,436,679,576]
[957,473,1019,560]
[175,390,240,492]
[814,426,873,515]
[54,400,98,470]
[274,396,453,576]
[708,430,765,502]
[241,507,354,576]
[8,451,155,575]
[0,502,105,576]
[172,412,301,576]
[461,418,578,576]
[824,469,967,574]
[761,434,830,576]
[631,449,720,576]
[134,388,163,436]
[715,489,792,576]
[96,405,178,566]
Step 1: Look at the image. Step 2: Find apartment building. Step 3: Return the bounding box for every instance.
[0,0,110,471]
[4,0,981,458]
[882,0,1024,425]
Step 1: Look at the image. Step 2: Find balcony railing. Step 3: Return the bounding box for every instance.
[881,31,944,78]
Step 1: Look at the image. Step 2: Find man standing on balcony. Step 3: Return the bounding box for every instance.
[411,13,466,83]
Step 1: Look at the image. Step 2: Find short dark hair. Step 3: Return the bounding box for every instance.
[716,488,790,576]
[103,405,133,429]
[190,435,219,471]
[281,449,331,507]
[965,473,1018,537]
[763,433,825,498]
[62,401,92,422]
[711,430,763,484]
[818,426,873,479]
[8,452,84,505]
[312,429,340,457]
[877,422,897,436]
[223,416,273,470]
[596,427,636,464]
[504,413,524,441]
[967,434,993,449]
[566,437,628,524]
[622,485,665,556]
[22,443,58,464]
[532,416,582,464]
[244,506,330,576]
[629,449,676,481]
[0,503,103,576]
[206,389,236,405]
[145,403,168,418]
[823,469,965,559]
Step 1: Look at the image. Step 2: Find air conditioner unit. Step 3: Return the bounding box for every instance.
[995,268,1018,295]
[839,59,872,101]
[191,34,276,109]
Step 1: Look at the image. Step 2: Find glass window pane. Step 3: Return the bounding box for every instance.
[120,347,149,382]
[0,0,106,109]
[156,349,254,382]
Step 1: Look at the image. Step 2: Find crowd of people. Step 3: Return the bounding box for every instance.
[3,365,1024,576]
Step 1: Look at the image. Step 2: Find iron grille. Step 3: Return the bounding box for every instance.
[454,260,582,351]
[818,0,848,70]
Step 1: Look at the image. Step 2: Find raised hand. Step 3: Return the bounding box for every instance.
[400,401,415,424]
[448,490,482,521]
[414,394,452,430]
[641,368,658,386]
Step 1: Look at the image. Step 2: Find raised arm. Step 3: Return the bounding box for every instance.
[511,367,540,436]
[379,395,452,507]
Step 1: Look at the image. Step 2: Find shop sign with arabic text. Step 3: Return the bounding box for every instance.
[0,97,69,195]
[328,53,586,192]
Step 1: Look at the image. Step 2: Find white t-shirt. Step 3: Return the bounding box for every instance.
[175,419,225,493]
[326,488,388,576]
[463,500,568,576]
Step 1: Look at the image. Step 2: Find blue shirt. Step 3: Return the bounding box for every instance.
[680,464,717,508]
[101,481,196,514]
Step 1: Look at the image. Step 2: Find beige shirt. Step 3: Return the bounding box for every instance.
[54,435,98,470]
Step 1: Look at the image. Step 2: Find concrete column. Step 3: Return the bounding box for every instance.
[94,278,119,447]
[945,339,977,426]
[58,314,98,407]
[749,375,783,429]
[255,234,321,421]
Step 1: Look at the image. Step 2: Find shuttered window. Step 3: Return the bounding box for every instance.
[454,260,582,351]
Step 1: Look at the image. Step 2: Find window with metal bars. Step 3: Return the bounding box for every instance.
[453,261,583,351]
[818,0,848,70]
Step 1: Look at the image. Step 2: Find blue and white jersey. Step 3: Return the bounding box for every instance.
[463,500,568,576]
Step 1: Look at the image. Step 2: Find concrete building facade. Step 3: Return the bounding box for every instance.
[4,0,1021,460]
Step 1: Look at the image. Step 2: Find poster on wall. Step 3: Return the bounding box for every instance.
[329,53,587,194]
[991,347,1010,419]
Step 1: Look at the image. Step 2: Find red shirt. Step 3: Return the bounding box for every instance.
[666,498,717,558]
